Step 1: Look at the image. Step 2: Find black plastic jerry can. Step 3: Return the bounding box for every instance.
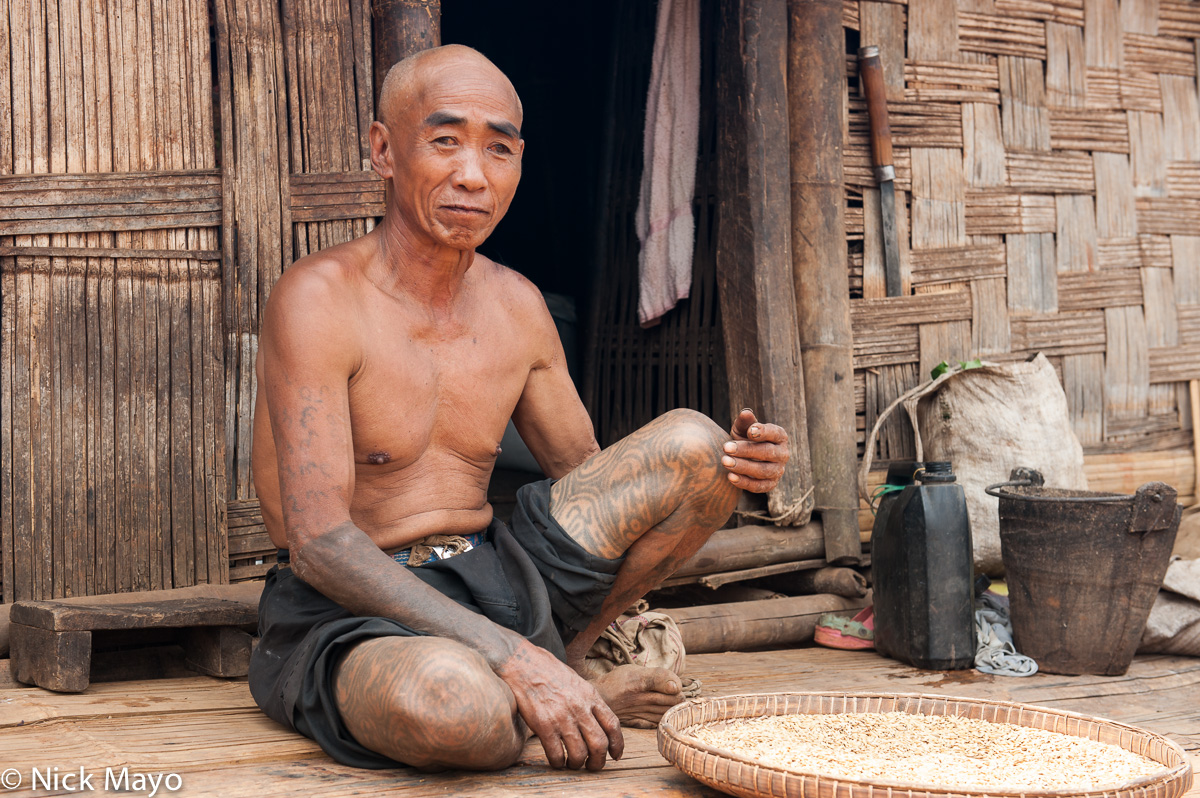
[871,461,976,670]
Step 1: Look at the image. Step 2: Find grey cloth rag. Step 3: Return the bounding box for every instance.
[1139,557,1200,656]
[975,592,1038,677]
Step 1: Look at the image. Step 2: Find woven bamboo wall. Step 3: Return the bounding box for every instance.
[1,0,227,601]
[845,0,1200,478]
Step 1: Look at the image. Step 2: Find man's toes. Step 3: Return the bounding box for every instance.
[623,718,659,730]
[638,667,682,696]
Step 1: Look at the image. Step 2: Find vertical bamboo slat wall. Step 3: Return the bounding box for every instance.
[846,0,1200,492]
[0,0,227,602]
[214,0,290,515]
[284,0,376,259]
[220,0,381,581]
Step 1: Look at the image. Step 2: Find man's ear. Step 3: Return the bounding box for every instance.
[369,120,393,179]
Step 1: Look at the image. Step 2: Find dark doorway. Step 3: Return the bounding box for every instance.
[442,3,623,375]
[445,0,726,455]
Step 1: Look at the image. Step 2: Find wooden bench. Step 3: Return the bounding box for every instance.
[9,597,258,692]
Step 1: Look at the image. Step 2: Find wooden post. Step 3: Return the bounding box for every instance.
[788,0,862,564]
[372,0,441,104]
[715,0,815,528]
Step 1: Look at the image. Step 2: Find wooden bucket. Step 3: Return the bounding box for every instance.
[987,468,1181,676]
[657,691,1193,798]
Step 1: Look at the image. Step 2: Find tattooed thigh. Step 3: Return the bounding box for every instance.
[550,409,738,559]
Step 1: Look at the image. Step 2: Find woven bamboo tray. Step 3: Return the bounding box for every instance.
[657,692,1193,798]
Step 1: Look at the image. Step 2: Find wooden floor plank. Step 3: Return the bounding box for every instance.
[0,648,1195,797]
[0,677,255,726]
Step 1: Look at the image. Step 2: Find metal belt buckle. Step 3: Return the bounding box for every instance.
[431,538,476,561]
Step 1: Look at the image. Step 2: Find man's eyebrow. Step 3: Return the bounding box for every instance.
[423,111,466,128]
[422,110,520,140]
[487,120,521,140]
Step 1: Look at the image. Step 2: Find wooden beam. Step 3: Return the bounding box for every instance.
[714,0,815,528]
[672,521,826,577]
[665,593,870,653]
[372,0,441,104]
[789,0,861,564]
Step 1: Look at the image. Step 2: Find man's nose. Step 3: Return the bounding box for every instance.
[453,148,488,191]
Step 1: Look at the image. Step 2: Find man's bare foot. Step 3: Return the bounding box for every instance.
[587,665,684,729]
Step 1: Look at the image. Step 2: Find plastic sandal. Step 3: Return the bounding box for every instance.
[814,605,875,650]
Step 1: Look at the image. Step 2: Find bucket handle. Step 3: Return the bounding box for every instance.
[986,468,1179,535]
[984,467,1046,498]
[858,360,1001,504]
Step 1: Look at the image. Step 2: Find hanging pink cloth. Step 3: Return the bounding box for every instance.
[635,0,701,328]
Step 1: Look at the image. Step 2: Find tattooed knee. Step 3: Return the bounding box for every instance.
[658,408,727,443]
[400,641,522,766]
[656,409,732,472]
[336,637,524,770]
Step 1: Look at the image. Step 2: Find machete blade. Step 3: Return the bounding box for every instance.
[879,179,902,298]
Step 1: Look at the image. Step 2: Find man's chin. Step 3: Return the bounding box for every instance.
[432,221,495,251]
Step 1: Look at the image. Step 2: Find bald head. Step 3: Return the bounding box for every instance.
[367,43,525,252]
[377,45,523,131]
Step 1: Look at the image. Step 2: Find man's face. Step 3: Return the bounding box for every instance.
[374,59,524,252]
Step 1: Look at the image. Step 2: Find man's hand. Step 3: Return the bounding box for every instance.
[494,640,623,771]
[722,408,790,493]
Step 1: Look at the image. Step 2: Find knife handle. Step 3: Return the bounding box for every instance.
[858,45,895,182]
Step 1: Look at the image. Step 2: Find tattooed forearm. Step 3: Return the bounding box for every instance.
[290,521,528,669]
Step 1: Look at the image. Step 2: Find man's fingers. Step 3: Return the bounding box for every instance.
[595,704,624,762]
[722,439,789,463]
[730,413,789,458]
[581,715,613,772]
[562,729,590,770]
[740,421,788,443]
[723,457,785,481]
[728,474,781,493]
[540,731,568,769]
[730,408,759,439]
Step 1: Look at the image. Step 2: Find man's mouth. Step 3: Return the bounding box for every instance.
[441,204,489,216]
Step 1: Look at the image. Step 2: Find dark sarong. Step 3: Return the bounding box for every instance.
[247,479,623,769]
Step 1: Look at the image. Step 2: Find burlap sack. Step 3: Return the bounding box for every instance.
[860,354,1088,575]
[1139,557,1200,657]
[584,604,686,676]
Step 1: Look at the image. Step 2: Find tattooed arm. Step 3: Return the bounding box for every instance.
[259,264,621,770]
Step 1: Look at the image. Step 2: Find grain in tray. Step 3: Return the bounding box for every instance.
[690,711,1165,792]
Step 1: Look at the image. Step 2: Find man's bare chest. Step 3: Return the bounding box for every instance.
[345,332,531,469]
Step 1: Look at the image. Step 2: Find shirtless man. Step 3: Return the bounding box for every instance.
[248,44,790,773]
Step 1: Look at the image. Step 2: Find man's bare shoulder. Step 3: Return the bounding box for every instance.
[260,238,373,377]
[470,255,559,348]
[267,238,370,315]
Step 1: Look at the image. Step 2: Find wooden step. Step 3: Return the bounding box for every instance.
[9,597,258,693]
